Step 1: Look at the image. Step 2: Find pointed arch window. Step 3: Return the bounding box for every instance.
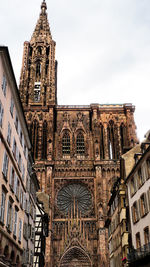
[36,61,41,78]
[120,123,127,154]
[100,124,105,159]
[62,132,70,155]
[76,132,85,155]
[108,121,115,160]
[30,120,39,159]
[42,121,47,159]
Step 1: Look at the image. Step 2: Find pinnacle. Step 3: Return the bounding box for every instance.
[41,0,47,14]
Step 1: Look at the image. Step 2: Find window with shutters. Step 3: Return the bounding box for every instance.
[9,166,15,192]
[12,138,17,159]
[0,190,6,224]
[136,232,141,249]
[2,152,9,180]
[137,168,145,188]
[13,209,17,237]
[147,158,150,179]
[1,74,7,96]
[7,122,12,145]
[62,132,70,155]
[130,176,136,197]
[132,201,139,224]
[16,179,20,201]
[6,200,13,232]
[140,193,148,217]
[144,226,149,245]
[76,132,85,155]
[18,219,22,242]
[0,100,4,127]
[20,188,23,207]
[22,164,25,182]
[15,114,19,133]
[10,96,14,117]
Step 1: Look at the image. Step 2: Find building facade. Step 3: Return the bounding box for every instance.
[124,132,150,267]
[105,160,129,267]
[0,46,39,266]
[19,1,138,266]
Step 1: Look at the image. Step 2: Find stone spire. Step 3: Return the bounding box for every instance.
[31,0,52,43]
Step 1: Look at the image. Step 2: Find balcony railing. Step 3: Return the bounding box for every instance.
[128,242,150,262]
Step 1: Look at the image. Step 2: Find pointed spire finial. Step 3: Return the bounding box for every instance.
[41,0,47,14]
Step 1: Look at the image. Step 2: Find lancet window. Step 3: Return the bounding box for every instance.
[120,123,127,153]
[108,121,116,160]
[30,120,39,159]
[42,121,47,159]
[36,61,41,78]
[100,124,105,159]
[76,132,85,155]
[62,132,70,155]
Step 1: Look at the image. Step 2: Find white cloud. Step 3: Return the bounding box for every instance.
[0,0,150,141]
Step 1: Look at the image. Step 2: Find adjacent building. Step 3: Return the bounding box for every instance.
[123,131,150,267]
[0,46,39,267]
[105,160,129,267]
[19,1,138,266]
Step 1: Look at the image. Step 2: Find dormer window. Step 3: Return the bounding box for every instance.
[34,82,41,102]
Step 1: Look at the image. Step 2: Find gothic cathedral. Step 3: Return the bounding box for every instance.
[19,1,138,266]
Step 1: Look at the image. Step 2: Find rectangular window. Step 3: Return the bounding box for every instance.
[140,193,148,217]
[13,209,17,236]
[131,201,139,223]
[6,200,13,232]
[15,114,19,132]
[20,188,23,207]
[22,164,25,182]
[18,153,21,170]
[147,158,150,179]
[0,190,6,223]
[1,74,7,96]
[9,166,15,191]
[144,227,149,245]
[20,130,23,146]
[10,97,14,117]
[0,100,4,127]
[130,176,136,196]
[137,168,145,188]
[2,152,9,179]
[7,122,12,145]
[136,232,141,249]
[18,219,22,242]
[13,138,17,159]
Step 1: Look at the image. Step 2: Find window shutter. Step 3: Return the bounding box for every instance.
[14,174,17,195]
[10,207,13,232]
[6,200,10,227]
[144,193,148,213]
[0,101,4,127]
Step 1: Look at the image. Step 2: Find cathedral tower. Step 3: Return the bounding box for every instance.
[19,1,138,267]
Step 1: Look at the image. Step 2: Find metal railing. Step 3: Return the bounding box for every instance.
[128,242,150,262]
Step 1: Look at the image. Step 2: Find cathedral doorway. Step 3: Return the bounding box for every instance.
[59,246,91,267]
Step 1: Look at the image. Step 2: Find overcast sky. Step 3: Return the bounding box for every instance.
[0,0,150,141]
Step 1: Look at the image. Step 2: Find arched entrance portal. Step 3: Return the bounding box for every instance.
[60,246,92,267]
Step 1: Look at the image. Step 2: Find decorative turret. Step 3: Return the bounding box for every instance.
[19,0,57,107]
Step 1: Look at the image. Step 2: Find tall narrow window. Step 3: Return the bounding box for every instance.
[131,201,139,223]
[2,152,9,179]
[76,132,85,155]
[34,82,41,102]
[2,74,7,96]
[136,232,141,249]
[100,124,105,159]
[42,121,47,159]
[0,190,6,223]
[18,218,22,242]
[45,59,49,75]
[30,120,39,159]
[6,200,13,232]
[62,132,70,155]
[9,166,15,191]
[44,86,47,106]
[36,61,41,78]
[0,100,4,127]
[13,209,18,237]
[7,122,12,145]
[144,227,149,245]
[10,97,14,117]
[120,123,127,153]
[140,193,148,217]
[108,121,118,159]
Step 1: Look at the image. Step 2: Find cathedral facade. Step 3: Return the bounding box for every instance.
[19,1,138,266]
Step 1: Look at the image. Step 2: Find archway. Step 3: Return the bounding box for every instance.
[60,246,92,267]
